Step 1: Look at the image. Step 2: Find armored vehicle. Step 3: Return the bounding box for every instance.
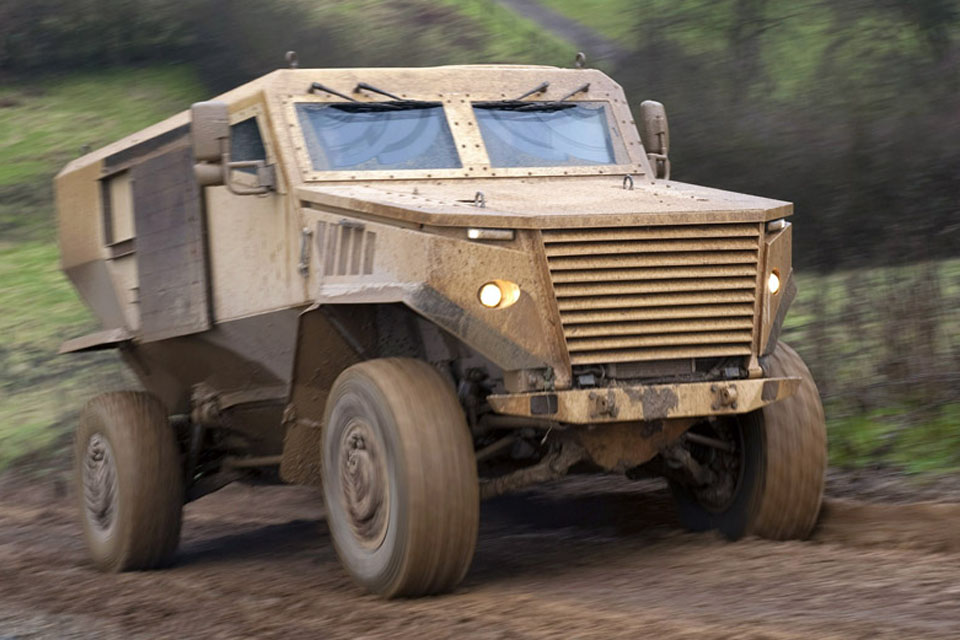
[57,63,826,597]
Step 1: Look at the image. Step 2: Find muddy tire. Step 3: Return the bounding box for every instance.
[671,342,827,540]
[75,392,184,571]
[322,358,479,597]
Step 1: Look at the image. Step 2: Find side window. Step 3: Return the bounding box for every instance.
[101,170,135,246]
[230,117,267,174]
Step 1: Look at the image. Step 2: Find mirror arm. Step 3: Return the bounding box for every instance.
[646,152,670,180]
[220,145,274,196]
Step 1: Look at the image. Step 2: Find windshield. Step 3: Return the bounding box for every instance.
[473,102,625,168]
[295,103,461,171]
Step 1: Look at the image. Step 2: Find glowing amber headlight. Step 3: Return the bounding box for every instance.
[479,283,503,307]
[478,280,520,309]
[767,270,781,295]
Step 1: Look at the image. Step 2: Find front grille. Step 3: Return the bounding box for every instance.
[542,224,761,365]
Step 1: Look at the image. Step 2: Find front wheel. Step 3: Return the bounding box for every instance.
[322,358,479,597]
[670,342,827,540]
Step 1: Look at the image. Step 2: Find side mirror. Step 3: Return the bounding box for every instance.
[191,101,230,164]
[639,100,670,180]
[190,100,275,195]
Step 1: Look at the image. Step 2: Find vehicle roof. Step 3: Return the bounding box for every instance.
[58,65,626,178]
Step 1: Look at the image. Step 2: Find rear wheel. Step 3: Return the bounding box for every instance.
[670,342,827,539]
[322,358,479,597]
[75,391,184,571]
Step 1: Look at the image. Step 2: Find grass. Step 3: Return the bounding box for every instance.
[0,66,205,242]
[784,259,960,388]
[0,242,135,469]
[435,0,574,63]
[538,0,642,45]
[0,67,201,470]
[784,259,960,471]
[0,66,204,188]
[308,0,573,66]
[0,243,91,344]
[827,404,960,473]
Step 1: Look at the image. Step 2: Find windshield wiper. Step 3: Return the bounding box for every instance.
[513,81,549,101]
[351,82,438,109]
[354,82,403,101]
[558,82,590,101]
[308,82,358,102]
[307,82,439,111]
[473,100,576,112]
[473,82,591,111]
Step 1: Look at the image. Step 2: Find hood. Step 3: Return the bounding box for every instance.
[295,176,791,229]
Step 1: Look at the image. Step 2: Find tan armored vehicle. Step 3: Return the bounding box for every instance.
[57,63,826,597]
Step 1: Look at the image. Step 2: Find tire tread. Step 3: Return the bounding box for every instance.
[749,343,827,539]
[324,358,479,597]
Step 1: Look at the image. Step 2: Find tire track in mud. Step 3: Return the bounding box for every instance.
[816,498,960,552]
[2,477,960,638]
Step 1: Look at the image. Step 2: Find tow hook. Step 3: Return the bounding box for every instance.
[711,383,739,411]
[588,390,619,419]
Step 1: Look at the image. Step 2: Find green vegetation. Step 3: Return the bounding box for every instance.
[314,0,573,66]
[0,242,135,469]
[538,0,643,45]
[0,67,204,189]
[0,68,195,470]
[436,0,572,63]
[0,66,205,242]
[784,260,960,470]
[540,0,941,99]
[827,405,960,473]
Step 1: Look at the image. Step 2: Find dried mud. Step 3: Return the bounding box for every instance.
[2,472,960,639]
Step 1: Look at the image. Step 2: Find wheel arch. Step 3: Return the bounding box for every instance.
[280,301,471,485]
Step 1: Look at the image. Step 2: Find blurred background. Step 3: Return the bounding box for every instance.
[1,0,958,477]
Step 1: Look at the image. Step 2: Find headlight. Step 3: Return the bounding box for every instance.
[479,282,503,307]
[767,218,787,233]
[767,270,781,295]
[467,228,514,241]
[478,280,520,309]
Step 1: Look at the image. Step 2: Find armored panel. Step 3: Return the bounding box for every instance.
[132,146,212,341]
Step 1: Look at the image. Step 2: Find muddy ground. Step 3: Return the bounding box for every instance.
[2,471,960,639]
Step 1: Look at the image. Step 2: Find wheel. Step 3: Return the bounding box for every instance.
[75,391,184,571]
[322,358,479,597]
[670,342,827,540]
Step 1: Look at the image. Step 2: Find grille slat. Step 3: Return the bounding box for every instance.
[551,265,757,283]
[559,304,756,324]
[554,277,756,297]
[543,224,760,365]
[544,238,758,257]
[541,224,760,243]
[547,251,758,270]
[565,317,755,338]
[556,290,755,312]
[567,331,754,352]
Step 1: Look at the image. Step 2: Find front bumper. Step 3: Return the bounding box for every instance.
[487,376,800,424]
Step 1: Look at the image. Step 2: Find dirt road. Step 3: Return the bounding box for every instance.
[2,473,960,639]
